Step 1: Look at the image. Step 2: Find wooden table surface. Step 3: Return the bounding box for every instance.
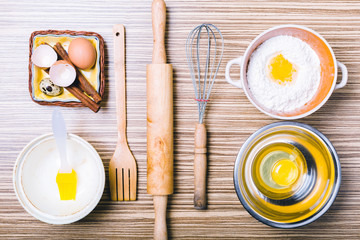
[1,0,359,239]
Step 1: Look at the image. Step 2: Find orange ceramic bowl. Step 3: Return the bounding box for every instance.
[225,25,348,119]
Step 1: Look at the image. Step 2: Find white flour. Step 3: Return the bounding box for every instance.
[247,35,321,113]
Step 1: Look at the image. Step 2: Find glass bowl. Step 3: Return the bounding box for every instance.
[233,122,341,228]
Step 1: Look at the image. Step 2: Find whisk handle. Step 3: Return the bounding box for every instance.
[151,0,167,64]
[194,123,207,209]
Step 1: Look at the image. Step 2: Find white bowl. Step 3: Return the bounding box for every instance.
[225,24,348,119]
[13,133,105,224]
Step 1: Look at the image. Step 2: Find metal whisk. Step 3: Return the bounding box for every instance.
[185,23,223,209]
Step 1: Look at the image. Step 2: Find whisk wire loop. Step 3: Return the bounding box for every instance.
[186,23,224,123]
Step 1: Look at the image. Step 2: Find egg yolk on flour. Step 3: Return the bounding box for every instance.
[271,159,299,186]
[267,53,297,84]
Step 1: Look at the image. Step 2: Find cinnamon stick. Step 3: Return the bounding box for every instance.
[44,69,100,113]
[53,42,102,103]
[66,84,100,112]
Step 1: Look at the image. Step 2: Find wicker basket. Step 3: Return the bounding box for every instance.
[29,30,105,107]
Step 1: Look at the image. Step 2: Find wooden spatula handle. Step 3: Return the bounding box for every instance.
[194,123,207,209]
[152,0,166,64]
[113,24,127,143]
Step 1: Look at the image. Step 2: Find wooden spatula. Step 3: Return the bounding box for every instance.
[109,24,137,201]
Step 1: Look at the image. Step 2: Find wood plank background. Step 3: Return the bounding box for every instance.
[0,0,359,238]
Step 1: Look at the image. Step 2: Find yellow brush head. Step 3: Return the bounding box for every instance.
[56,169,77,200]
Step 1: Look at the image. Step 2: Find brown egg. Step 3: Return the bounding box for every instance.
[68,38,96,69]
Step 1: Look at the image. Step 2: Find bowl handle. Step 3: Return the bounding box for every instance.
[335,61,348,90]
[225,56,243,88]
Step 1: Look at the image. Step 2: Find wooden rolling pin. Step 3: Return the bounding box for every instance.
[147,0,173,239]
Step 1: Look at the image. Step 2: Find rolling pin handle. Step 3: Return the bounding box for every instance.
[153,195,168,240]
[152,0,167,64]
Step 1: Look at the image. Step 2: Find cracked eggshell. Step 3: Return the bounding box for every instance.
[49,60,77,87]
[31,44,58,69]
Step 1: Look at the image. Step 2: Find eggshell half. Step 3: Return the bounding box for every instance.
[49,60,77,87]
[31,44,58,69]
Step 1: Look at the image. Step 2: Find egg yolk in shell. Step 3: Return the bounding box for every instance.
[267,53,297,84]
[271,159,299,186]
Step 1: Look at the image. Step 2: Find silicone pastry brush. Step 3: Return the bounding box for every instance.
[185,24,224,209]
[52,109,77,200]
